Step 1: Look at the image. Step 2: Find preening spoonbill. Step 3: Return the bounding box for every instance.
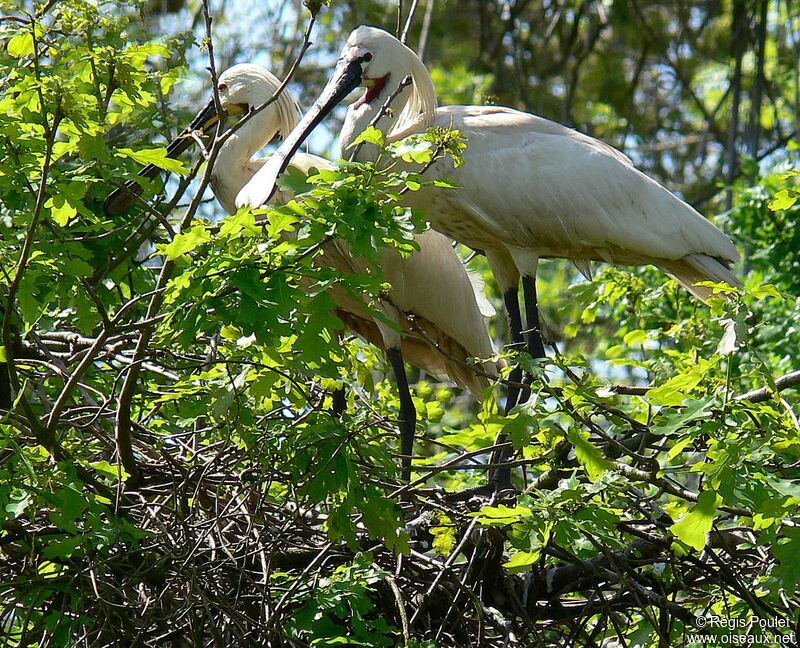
[106,63,500,482]
[235,27,742,488]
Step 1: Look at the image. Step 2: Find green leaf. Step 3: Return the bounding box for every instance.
[670,489,720,551]
[567,427,613,482]
[265,211,298,240]
[651,397,715,437]
[748,284,782,300]
[219,210,258,238]
[623,329,647,346]
[116,147,189,175]
[503,550,540,574]
[91,460,130,482]
[161,225,211,260]
[438,421,498,450]
[277,165,314,195]
[348,125,384,149]
[473,504,533,526]
[773,527,800,588]
[502,408,538,450]
[768,189,798,212]
[430,514,456,556]
[42,535,83,560]
[45,195,77,226]
[390,138,434,164]
[7,32,34,58]
[646,361,712,406]
[5,490,32,518]
[37,560,65,579]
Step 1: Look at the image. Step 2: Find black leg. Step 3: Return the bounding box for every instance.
[0,364,11,411]
[492,274,547,490]
[387,347,416,483]
[330,386,346,417]
[522,275,546,359]
[502,287,525,416]
[491,276,546,492]
[487,288,527,491]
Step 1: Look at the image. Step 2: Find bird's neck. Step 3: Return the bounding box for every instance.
[216,109,281,169]
[212,110,282,213]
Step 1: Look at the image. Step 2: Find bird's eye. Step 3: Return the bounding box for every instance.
[362,52,373,62]
[218,83,228,92]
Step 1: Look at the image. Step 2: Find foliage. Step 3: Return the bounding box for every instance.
[1,1,799,647]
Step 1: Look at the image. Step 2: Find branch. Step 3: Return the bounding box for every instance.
[400,0,421,44]
[735,369,800,403]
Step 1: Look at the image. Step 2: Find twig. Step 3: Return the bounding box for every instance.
[735,369,800,403]
[386,574,410,644]
[417,0,435,61]
[400,0,421,44]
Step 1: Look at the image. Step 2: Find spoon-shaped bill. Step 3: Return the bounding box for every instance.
[235,56,365,209]
[103,97,219,217]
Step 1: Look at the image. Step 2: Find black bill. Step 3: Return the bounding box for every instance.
[103,97,220,217]
[235,56,365,209]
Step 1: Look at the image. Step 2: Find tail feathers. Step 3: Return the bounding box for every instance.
[466,268,496,318]
[400,323,501,400]
[659,253,742,302]
[572,258,593,282]
[333,308,500,400]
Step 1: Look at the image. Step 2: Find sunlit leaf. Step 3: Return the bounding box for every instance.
[670,490,721,551]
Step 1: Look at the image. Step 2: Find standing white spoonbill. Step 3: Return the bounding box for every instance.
[235,27,742,489]
[106,63,501,482]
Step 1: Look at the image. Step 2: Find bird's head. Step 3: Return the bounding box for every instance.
[234,26,437,209]
[216,64,291,118]
[214,64,299,142]
[338,26,399,107]
[103,63,299,216]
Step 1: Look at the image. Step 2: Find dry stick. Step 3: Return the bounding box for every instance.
[725,0,746,211]
[202,0,223,126]
[45,331,112,432]
[609,367,800,404]
[400,0,421,44]
[45,286,174,436]
[408,498,488,626]
[746,0,769,155]
[735,369,800,403]
[386,574,410,644]
[417,0,435,61]
[113,4,318,487]
[396,0,403,38]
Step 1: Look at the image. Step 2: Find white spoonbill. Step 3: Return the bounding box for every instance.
[106,63,501,482]
[235,27,742,487]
